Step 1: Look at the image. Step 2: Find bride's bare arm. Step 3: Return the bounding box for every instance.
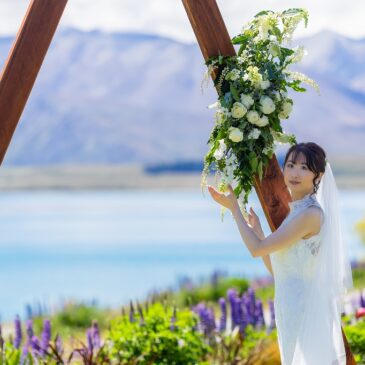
[207,184,321,258]
[231,205,322,257]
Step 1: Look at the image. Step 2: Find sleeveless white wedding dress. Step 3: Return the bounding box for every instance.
[269,192,345,365]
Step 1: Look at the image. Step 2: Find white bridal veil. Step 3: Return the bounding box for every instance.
[291,161,354,364]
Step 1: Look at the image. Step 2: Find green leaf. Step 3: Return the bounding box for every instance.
[254,10,274,18]
[232,34,250,45]
[249,153,258,172]
[230,84,241,102]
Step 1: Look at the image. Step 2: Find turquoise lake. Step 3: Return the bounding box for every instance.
[0,189,364,321]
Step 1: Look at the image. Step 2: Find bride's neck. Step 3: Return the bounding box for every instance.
[291,190,313,202]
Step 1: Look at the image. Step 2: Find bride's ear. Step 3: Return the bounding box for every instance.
[316,172,324,185]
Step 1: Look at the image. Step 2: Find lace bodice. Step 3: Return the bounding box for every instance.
[270,192,325,281]
[269,192,325,364]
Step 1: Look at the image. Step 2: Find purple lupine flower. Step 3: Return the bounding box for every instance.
[86,328,93,353]
[235,298,247,335]
[91,321,101,350]
[193,303,216,337]
[360,292,365,308]
[247,288,256,323]
[268,299,276,330]
[40,319,51,357]
[129,301,135,323]
[25,320,34,344]
[21,345,29,365]
[218,298,227,332]
[30,335,41,354]
[254,299,265,328]
[137,303,145,326]
[170,306,177,331]
[227,289,238,330]
[55,334,63,354]
[14,315,22,349]
[0,323,4,351]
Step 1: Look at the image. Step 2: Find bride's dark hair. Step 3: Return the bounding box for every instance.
[282,142,327,195]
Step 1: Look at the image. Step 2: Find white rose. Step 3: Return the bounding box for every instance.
[213,139,226,160]
[260,96,276,114]
[231,102,247,119]
[279,101,293,119]
[246,110,260,125]
[240,94,254,108]
[260,80,271,90]
[282,101,293,115]
[256,115,269,127]
[228,127,243,143]
[247,128,261,140]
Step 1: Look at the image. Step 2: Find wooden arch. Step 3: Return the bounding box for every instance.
[0,0,355,362]
[182,0,355,363]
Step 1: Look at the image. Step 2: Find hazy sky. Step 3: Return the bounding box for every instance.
[0,0,364,43]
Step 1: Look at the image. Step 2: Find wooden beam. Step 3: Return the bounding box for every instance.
[182,0,356,363]
[0,0,68,164]
[182,0,290,231]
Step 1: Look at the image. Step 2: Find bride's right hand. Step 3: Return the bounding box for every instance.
[207,184,239,212]
[247,207,265,239]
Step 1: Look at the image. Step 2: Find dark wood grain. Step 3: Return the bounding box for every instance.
[0,0,68,163]
[182,0,356,363]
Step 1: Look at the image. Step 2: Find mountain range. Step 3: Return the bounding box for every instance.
[0,28,364,166]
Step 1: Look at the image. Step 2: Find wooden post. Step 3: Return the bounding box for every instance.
[0,0,68,164]
[182,0,356,363]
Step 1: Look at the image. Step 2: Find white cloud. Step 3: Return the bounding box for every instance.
[0,0,364,43]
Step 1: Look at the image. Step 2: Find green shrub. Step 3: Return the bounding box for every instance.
[177,277,250,306]
[102,302,210,365]
[344,318,365,363]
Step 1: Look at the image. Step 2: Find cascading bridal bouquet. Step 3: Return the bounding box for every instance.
[201,8,319,219]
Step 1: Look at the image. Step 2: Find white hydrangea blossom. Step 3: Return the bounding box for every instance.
[260,80,271,90]
[247,128,261,140]
[243,66,263,87]
[221,152,238,185]
[225,68,241,81]
[240,94,255,109]
[213,139,227,160]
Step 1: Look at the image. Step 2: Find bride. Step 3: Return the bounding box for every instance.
[208,142,353,365]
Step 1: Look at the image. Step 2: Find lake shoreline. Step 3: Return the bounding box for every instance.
[0,164,364,190]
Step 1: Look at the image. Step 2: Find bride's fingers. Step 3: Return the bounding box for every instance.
[250,207,257,216]
[227,184,235,195]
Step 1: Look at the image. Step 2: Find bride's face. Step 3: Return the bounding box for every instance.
[283,152,319,196]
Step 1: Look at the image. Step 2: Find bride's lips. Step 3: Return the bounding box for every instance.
[289,180,301,185]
